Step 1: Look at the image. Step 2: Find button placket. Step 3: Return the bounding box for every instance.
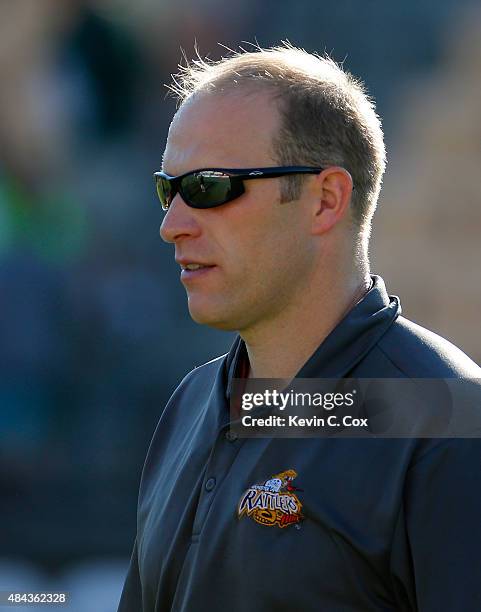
[191,426,243,536]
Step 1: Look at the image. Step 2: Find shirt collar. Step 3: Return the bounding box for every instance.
[224,275,401,399]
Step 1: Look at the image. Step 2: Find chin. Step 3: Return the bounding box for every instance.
[187,298,241,331]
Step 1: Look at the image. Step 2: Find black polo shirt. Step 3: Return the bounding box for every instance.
[118,276,481,611]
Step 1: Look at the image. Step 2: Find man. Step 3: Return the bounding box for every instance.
[118,44,481,611]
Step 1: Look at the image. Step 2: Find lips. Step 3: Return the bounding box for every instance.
[175,258,215,269]
[176,259,216,282]
[181,263,212,271]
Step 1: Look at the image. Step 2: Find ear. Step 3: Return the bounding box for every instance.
[310,166,353,235]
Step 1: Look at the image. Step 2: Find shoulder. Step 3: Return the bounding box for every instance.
[376,315,481,378]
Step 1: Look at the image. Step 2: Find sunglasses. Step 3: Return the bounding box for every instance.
[153,166,325,211]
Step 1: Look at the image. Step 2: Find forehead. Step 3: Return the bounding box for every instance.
[163,89,280,173]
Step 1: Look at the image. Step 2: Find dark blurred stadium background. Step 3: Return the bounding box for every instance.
[1,0,480,609]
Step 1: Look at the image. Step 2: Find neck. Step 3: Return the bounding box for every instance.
[240,269,371,380]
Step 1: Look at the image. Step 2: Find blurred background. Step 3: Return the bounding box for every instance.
[1,0,480,609]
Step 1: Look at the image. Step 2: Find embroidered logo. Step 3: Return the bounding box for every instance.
[238,469,304,528]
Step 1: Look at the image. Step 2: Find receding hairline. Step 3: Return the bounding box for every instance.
[167,44,361,105]
[165,85,285,173]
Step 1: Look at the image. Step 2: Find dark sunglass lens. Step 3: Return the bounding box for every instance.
[155,176,173,210]
[181,172,232,208]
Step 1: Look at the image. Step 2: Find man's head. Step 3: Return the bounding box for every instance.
[159,43,386,333]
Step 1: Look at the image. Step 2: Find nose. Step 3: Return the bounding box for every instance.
[159,194,202,243]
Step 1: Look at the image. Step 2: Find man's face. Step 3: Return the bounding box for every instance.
[160,90,318,332]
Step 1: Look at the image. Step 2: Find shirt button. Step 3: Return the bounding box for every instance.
[205,477,216,492]
[225,430,238,442]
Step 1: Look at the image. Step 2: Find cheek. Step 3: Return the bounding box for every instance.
[233,223,309,293]
[217,194,310,285]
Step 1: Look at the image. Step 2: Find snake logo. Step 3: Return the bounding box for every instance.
[238,469,304,529]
